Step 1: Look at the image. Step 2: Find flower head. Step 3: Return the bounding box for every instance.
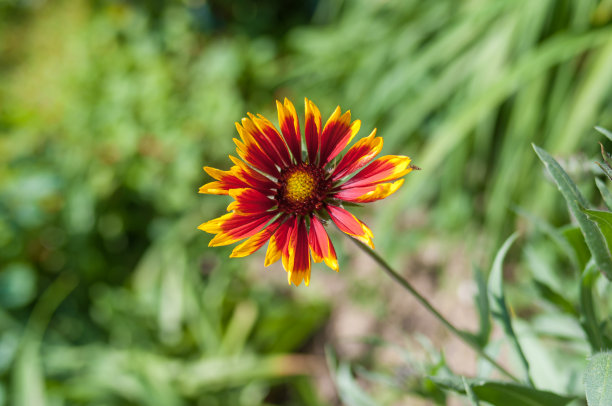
[199,98,415,286]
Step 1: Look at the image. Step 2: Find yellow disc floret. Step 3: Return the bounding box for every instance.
[285,170,316,203]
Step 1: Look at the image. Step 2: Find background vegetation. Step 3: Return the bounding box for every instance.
[2,0,612,405]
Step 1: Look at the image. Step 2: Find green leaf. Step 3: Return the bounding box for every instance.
[533,279,578,316]
[533,144,612,280]
[336,364,379,406]
[432,377,575,406]
[473,266,491,347]
[596,126,612,142]
[219,301,258,356]
[515,207,579,271]
[562,226,591,272]
[325,348,378,406]
[596,178,612,211]
[462,377,481,406]
[583,208,612,256]
[473,382,574,406]
[581,261,605,351]
[584,352,612,406]
[596,162,612,182]
[11,340,46,406]
[488,233,532,385]
[488,233,519,307]
[597,142,612,182]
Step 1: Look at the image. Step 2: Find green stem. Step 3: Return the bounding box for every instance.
[353,240,519,382]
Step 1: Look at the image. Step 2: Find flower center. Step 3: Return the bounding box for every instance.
[285,170,316,203]
[276,164,330,216]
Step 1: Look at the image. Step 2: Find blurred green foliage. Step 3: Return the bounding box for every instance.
[1,1,330,405]
[2,0,612,405]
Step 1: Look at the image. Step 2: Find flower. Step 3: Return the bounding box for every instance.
[199,98,415,286]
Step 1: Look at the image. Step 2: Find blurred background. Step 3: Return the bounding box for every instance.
[2,0,612,405]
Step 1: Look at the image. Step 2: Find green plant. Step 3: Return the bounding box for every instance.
[329,128,612,405]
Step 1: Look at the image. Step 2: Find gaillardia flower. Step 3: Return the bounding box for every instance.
[199,98,415,286]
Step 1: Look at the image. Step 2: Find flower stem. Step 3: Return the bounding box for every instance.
[353,240,519,382]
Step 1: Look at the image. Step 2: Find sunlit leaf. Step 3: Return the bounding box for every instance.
[595,126,612,142]
[584,352,612,406]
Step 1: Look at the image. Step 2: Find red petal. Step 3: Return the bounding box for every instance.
[198,212,275,247]
[233,126,280,177]
[341,155,412,188]
[266,218,294,268]
[276,99,302,162]
[319,107,361,165]
[227,188,277,215]
[332,129,382,180]
[264,216,291,266]
[327,205,374,248]
[199,166,250,195]
[244,114,292,167]
[288,218,311,286]
[308,216,338,271]
[334,179,404,203]
[304,98,322,164]
[231,221,279,258]
[227,156,277,190]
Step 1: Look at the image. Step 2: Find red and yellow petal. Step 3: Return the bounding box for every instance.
[226,156,276,189]
[327,205,374,248]
[319,107,361,165]
[264,234,282,266]
[335,179,404,203]
[248,113,292,166]
[305,98,322,164]
[198,212,275,247]
[233,129,280,177]
[230,221,279,258]
[198,166,250,195]
[287,218,311,286]
[199,180,234,195]
[276,98,302,162]
[242,115,292,167]
[265,218,293,267]
[227,188,277,215]
[308,216,338,271]
[199,154,276,195]
[332,129,382,180]
[341,155,413,189]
